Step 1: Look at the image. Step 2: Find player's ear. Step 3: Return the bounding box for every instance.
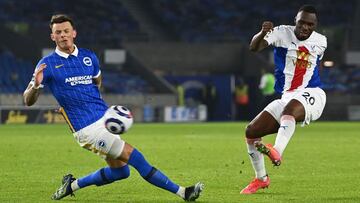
[50,33,55,42]
[73,30,77,38]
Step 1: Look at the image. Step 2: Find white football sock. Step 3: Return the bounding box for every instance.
[246,138,267,180]
[176,186,185,198]
[71,179,80,192]
[274,115,296,156]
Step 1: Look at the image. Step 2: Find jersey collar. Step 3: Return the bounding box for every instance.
[55,45,79,58]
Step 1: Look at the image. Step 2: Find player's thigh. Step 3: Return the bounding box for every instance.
[246,109,280,138]
[292,87,326,125]
[282,99,305,122]
[73,119,126,159]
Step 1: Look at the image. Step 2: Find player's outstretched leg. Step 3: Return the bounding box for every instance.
[51,165,130,200]
[127,148,204,201]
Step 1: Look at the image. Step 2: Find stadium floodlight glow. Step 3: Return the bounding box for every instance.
[323,61,334,67]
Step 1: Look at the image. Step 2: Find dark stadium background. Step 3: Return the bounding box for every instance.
[0,0,359,124]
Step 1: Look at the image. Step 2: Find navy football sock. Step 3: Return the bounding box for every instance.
[128,149,180,193]
[77,165,130,188]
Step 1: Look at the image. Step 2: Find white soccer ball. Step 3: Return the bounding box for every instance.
[104,105,133,134]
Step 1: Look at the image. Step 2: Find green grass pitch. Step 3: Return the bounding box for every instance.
[0,122,359,203]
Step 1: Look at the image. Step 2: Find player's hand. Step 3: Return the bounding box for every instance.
[55,107,63,114]
[261,21,274,34]
[34,63,47,88]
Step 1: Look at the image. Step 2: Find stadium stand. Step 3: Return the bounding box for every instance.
[0,0,144,46]
[0,50,33,93]
[0,0,155,94]
[101,70,150,94]
[152,0,356,42]
[321,65,360,94]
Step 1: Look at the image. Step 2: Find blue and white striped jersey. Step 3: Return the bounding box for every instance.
[31,45,108,132]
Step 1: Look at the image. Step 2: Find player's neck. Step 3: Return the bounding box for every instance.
[57,45,75,55]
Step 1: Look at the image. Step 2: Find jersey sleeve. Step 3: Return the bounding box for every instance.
[318,36,327,60]
[92,53,101,78]
[264,26,285,47]
[29,58,49,88]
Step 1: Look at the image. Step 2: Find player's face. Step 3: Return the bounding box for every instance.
[50,21,77,53]
[294,11,317,40]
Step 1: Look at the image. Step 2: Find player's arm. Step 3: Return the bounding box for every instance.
[249,21,273,52]
[91,53,102,90]
[93,74,102,89]
[23,63,46,106]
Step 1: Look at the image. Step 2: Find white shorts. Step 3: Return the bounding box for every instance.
[264,87,326,125]
[73,108,125,159]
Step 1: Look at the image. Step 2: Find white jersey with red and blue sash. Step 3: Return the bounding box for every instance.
[264,25,327,94]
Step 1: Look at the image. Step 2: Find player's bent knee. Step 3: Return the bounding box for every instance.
[245,125,252,138]
[118,142,134,162]
[245,124,258,139]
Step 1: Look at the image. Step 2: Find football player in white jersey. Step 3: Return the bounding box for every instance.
[241,5,327,194]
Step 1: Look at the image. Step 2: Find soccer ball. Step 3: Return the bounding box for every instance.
[104,105,133,134]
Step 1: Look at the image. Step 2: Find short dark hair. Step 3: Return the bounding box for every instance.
[298,5,317,15]
[50,14,75,29]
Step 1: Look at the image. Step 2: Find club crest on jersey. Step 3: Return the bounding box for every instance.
[96,140,107,149]
[83,57,92,66]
